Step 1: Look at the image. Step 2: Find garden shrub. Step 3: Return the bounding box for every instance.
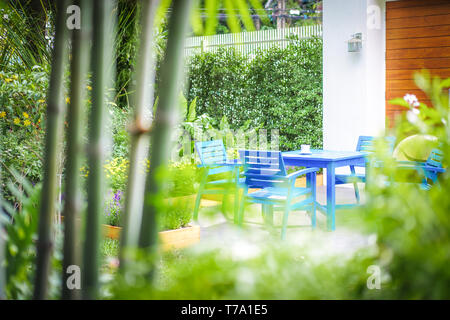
[97,158,198,228]
[186,36,323,151]
[0,66,48,202]
[160,198,193,231]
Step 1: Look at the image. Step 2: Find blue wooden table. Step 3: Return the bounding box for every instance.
[282,149,367,231]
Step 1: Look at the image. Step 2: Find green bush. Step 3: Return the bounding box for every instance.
[186,36,323,150]
[160,199,193,231]
[0,66,48,202]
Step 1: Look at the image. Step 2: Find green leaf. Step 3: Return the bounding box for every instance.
[153,96,159,115]
[440,77,450,89]
[187,97,197,122]
[179,93,188,121]
[190,0,204,35]
[224,0,241,34]
[248,0,270,25]
[389,98,410,109]
[204,0,219,36]
[219,115,230,131]
[233,0,255,32]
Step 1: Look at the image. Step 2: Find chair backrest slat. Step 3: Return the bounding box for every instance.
[426,149,443,168]
[239,150,288,188]
[355,135,396,166]
[195,140,227,166]
[356,136,396,153]
[356,136,375,152]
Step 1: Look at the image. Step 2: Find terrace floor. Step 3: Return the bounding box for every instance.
[194,184,373,256]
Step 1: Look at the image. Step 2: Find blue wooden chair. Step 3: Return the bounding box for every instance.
[335,136,396,203]
[238,150,319,240]
[396,148,445,189]
[194,140,243,222]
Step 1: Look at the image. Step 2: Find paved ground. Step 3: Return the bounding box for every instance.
[194,184,372,257]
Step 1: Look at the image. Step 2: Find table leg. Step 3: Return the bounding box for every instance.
[326,163,336,231]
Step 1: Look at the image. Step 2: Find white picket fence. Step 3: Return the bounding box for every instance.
[184,24,322,57]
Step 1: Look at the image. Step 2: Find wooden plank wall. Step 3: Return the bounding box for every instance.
[386,0,450,125]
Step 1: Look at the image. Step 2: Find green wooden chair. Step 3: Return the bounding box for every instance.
[193,140,243,222]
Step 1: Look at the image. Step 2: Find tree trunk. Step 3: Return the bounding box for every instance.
[277,0,286,29]
[34,0,69,300]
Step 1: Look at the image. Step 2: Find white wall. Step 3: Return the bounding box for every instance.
[323,0,386,163]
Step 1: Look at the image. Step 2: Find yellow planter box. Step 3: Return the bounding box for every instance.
[102,224,201,251]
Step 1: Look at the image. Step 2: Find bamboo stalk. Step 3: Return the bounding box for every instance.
[62,0,92,300]
[82,0,115,300]
[119,0,160,270]
[138,0,193,272]
[33,0,69,300]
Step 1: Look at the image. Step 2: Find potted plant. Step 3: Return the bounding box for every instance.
[101,159,201,250]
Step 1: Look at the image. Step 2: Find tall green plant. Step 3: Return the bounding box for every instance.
[82,0,115,300]
[120,0,160,270]
[61,0,92,300]
[0,1,54,70]
[138,0,193,278]
[33,0,69,300]
[115,0,139,109]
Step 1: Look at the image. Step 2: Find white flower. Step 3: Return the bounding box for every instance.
[3,14,8,20]
[403,93,420,107]
[406,108,420,124]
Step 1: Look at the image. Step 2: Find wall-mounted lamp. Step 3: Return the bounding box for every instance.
[347,33,362,52]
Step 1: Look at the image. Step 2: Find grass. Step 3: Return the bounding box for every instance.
[101,238,120,258]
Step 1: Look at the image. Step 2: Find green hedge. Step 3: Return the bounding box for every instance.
[186,36,323,151]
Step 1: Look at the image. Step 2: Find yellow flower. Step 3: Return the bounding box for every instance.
[38,99,45,103]
[12,75,18,80]
[87,85,92,91]
[5,78,12,83]
[24,119,31,126]
[66,97,70,104]
[13,118,20,125]
[0,111,5,118]
[23,112,29,119]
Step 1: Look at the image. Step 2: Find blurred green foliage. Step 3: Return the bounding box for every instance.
[360,71,450,299]
[0,178,40,299]
[113,242,377,299]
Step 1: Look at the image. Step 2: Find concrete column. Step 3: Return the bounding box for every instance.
[323,0,386,176]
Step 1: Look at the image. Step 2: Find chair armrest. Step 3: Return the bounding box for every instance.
[286,167,320,180]
[396,163,442,171]
[396,160,426,166]
[421,165,446,173]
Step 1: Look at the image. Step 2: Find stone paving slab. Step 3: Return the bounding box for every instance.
[195,184,372,257]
